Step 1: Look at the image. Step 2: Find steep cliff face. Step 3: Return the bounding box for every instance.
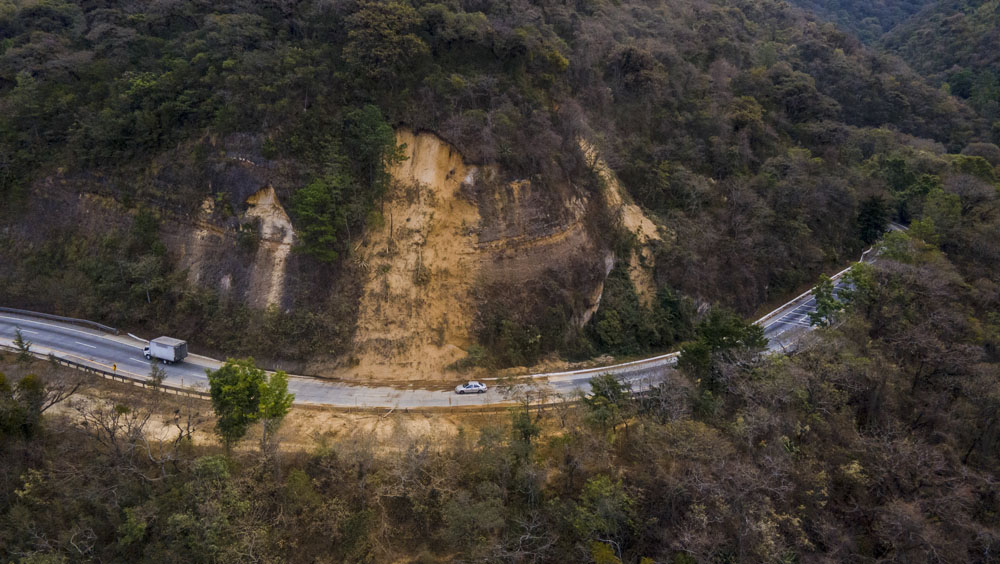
[580,140,669,308]
[342,129,615,380]
[161,151,301,312]
[345,130,482,379]
[243,186,296,309]
[2,130,662,377]
[176,186,296,310]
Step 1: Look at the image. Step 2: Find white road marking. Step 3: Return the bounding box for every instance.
[130,358,150,365]
[17,329,39,334]
[74,341,97,349]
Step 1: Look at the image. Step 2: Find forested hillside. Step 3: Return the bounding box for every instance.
[0,0,996,371]
[782,0,999,135]
[882,0,1000,127]
[2,0,1000,561]
[786,0,934,42]
[3,219,1000,561]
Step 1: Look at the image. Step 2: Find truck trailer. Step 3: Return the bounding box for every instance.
[144,337,188,364]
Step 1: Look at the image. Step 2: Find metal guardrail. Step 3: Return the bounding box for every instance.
[0,343,210,400]
[0,307,119,335]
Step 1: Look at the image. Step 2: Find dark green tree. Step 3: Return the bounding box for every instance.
[208,358,265,451]
[583,373,630,431]
[343,104,405,197]
[292,172,351,262]
[342,0,429,86]
[678,308,767,390]
[0,372,46,440]
[207,358,293,452]
[857,195,889,245]
[808,274,840,327]
[693,308,767,351]
[292,105,403,262]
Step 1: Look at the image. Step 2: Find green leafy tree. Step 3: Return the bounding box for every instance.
[588,265,667,355]
[808,274,840,327]
[343,104,405,198]
[208,358,265,451]
[258,370,294,450]
[678,308,767,389]
[13,327,32,364]
[923,188,962,235]
[0,372,46,439]
[207,358,294,452]
[882,157,916,192]
[292,105,403,263]
[909,217,941,246]
[857,195,889,244]
[951,155,998,183]
[583,374,630,431]
[693,308,767,351]
[570,475,636,557]
[292,172,351,262]
[342,0,429,86]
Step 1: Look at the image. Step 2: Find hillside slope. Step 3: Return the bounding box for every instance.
[0,0,995,374]
[881,0,1000,128]
[787,0,935,42]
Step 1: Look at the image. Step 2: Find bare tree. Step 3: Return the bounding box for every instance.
[76,396,193,481]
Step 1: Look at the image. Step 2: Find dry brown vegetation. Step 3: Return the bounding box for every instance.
[3,225,1000,562]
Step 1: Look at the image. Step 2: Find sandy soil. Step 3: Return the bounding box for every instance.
[245,186,295,308]
[1,356,491,453]
[347,130,485,381]
[580,139,667,307]
[341,130,610,382]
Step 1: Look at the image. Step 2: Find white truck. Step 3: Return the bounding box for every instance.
[143,337,188,364]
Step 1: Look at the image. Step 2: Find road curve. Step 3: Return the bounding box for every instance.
[1,239,887,408]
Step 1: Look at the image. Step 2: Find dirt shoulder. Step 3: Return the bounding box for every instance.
[2,355,508,453]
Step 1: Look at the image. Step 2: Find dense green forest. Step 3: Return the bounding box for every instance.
[2,0,997,367]
[784,0,999,134]
[786,0,934,42]
[882,0,1000,125]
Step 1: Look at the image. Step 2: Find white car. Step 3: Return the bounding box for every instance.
[455,381,487,394]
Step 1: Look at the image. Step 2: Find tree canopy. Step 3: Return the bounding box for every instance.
[207,357,293,450]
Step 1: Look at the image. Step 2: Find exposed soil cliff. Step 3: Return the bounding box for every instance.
[580,140,668,307]
[345,130,483,379]
[341,130,616,381]
[163,153,301,312]
[2,131,664,378]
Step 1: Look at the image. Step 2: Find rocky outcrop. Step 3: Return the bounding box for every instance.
[8,131,662,379]
[167,155,298,311]
[580,139,668,307]
[244,186,295,309]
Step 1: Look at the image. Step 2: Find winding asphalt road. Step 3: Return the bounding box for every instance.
[0,237,890,409]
